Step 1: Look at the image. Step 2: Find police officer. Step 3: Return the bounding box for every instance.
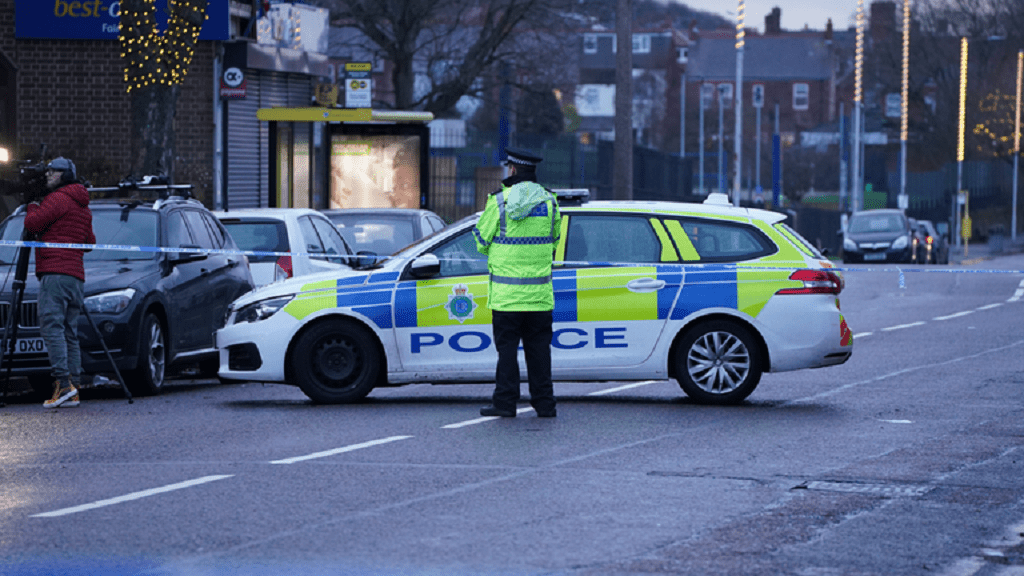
[473,147,561,418]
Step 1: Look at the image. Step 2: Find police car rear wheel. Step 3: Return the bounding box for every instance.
[290,321,379,404]
[675,320,761,405]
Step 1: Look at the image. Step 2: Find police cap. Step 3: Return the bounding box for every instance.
[503,147,543,168]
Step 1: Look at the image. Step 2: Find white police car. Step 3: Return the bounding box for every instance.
[215,192,852,405]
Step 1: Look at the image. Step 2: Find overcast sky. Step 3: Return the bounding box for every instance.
[680,0,861,33]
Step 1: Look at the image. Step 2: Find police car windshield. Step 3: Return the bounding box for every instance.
[391,214,479,259]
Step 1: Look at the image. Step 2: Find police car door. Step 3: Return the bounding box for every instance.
[553,212,682,370]
[394,228,496,377]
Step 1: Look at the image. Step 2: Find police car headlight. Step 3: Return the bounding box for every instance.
[233,295,293,324]
[843,238,858,251]
[892,235,909,249]
[85,288,136,314]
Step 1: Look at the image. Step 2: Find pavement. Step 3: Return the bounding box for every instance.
[949,235,1024,265]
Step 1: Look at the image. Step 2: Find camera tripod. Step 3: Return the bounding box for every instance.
[0,232,132,407]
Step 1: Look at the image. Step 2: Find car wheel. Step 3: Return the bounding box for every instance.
[127,313,166,396]
[289,320,380,404]
[674,320,762,405]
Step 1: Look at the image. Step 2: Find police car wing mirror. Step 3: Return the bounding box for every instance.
[354,250,380,268]
[170,244,208,264]
[410,253,440,278]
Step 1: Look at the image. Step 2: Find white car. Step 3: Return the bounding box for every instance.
[216,193,853,405]
[215,208,356,286]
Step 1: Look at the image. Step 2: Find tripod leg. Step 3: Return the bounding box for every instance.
[82,307,133,404]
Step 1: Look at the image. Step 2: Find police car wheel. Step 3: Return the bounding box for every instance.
[675,320,762,405]
[290,320,380,404]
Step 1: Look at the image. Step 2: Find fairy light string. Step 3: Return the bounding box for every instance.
[119,0,210,93]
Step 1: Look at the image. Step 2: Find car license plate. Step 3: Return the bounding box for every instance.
[14,337,47,354]
[864,252,886,261]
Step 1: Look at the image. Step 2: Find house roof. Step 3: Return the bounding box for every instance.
[687,36,832,82]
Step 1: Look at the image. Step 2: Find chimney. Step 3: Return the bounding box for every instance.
[870,1,896,43]
[765,7,781,35]
[825,18,833,42]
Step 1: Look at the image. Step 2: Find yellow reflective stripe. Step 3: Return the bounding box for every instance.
[416,276,491,326]
[649,218,679,262]
[554,215,569,265]
[576,267,658,322]
[750,220,808,263]
[775,224,815,257]
[285,279,338,320]
[664,219,700,261]
[736,265,793,318]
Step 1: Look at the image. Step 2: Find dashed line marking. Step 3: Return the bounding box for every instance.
[1009,279,1024,302]
[934,310,974,321]
[977,303,1003,310]
[587,380,660,396]
[881,321,927,331]
[31,475,234,518]
[853,331,873,338]
[270,436,412,464]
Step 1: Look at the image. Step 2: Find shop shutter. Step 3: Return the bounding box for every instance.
[225,74,261,209]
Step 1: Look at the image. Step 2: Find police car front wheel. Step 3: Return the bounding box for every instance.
[289,320,381,404]
[674,320,762,405]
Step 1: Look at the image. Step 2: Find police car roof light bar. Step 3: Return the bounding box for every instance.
[553,188,590,206]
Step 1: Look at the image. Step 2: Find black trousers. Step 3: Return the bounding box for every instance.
[491,309,555,413]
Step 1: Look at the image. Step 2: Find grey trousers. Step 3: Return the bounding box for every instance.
[38,274,84,385]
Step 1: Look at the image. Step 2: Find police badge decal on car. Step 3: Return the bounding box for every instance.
[446,284,478,323]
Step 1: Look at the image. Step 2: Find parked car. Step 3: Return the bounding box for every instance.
[914,219,949,264]
[218,192,852,406]
[840,209,914,264]
[0,188,255,398]
[215,209,356,286]
[320,208,447,258]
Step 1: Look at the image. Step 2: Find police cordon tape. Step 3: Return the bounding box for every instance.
[0,239,1022,277]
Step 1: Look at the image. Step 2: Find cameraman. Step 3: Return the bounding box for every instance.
[24,157,95,409]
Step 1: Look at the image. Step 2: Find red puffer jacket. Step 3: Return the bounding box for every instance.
[24,183,96,281]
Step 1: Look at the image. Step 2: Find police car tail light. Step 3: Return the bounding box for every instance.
[776,270,842,295]
[275,256,293,280]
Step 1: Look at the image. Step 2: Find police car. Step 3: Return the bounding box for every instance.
[215,192,852,405]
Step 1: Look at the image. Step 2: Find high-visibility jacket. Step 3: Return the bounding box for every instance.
[473,180,561,312]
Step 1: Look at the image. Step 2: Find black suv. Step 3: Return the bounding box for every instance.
[0,187,254,397]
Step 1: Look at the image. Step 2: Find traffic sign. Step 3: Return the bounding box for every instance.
[752,84,764,108]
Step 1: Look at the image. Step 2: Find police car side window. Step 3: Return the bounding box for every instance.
[567,214,660,265]
[431,231,487,277]
[677,218,774,262]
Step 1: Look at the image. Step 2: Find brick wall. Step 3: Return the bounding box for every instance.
[0,0,218,204]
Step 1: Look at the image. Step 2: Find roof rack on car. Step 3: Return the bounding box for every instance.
[552,188,590,206]
[88,175,194,205]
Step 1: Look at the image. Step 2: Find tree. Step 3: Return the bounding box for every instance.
[308,0,581,115]
[119,0,208,179]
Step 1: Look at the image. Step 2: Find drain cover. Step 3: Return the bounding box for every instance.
[797,480,932,497]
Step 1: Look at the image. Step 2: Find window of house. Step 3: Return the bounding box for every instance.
[632,34,651,54]
[793,83,809,110]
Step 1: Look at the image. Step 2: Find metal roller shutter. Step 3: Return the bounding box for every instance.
[226,76,261,209]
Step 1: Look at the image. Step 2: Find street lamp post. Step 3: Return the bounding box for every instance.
[955,37,968,250]
[1014,50,1022,243]
[899,0,910,210]
[852,0,865,212]
[733,0,745,206]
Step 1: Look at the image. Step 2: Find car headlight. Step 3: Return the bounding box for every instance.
[85,288,136,314]
[233,295,293,324]
[843,238,858,251]
[892,235,909,249]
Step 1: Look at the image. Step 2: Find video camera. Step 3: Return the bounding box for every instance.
[0,144,50,204]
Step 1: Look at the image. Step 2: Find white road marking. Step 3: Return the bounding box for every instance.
[934,310,974,321]
[936,557,985,576]
[587,380,660,396]
[977,303,1003,310]
[881,321,927,331]
[853,331,872,338]
[270,436,412,464]
[31,475,234,518]
[879,419,913,424]
[442,407,536,429]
